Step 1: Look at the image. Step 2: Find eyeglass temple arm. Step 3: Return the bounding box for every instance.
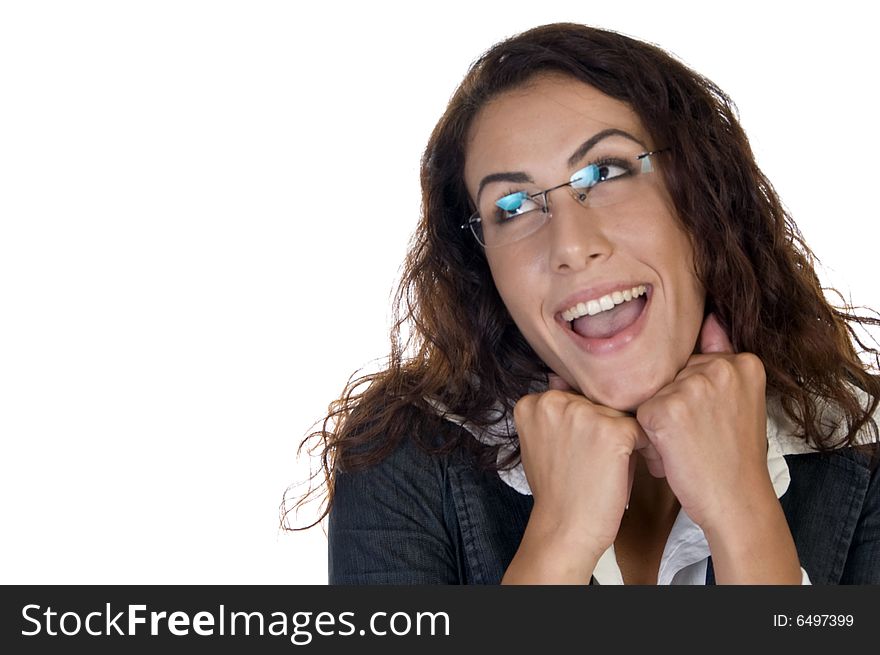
[637,147,669,159]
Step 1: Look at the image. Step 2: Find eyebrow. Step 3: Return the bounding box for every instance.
[475,128,648,204]
[566,128,647,169]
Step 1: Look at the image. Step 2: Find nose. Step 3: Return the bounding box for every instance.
[546,191,613,272]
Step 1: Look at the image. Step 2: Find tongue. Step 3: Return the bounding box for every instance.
[572,296,646,339]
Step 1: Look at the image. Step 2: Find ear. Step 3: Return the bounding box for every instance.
[698,313,735,354]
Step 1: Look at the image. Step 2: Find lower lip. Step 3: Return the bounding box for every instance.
[558,286,652,356]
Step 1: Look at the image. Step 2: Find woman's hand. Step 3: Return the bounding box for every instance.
[502,376,653,582]
[633,313,802,583]
[635,313,773,533]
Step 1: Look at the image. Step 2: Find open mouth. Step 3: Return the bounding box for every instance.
[558,284,651,352]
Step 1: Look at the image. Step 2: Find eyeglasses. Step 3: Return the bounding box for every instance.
[462,147,668,248]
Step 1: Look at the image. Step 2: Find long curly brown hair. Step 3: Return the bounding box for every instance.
[282,22,880,530]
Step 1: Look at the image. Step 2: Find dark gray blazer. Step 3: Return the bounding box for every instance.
[328,421,880,584]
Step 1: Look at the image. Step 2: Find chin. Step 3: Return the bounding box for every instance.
[577,367,672,414]
[587,387,652,414]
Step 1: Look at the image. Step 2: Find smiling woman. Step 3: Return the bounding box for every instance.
[284,23,880,585]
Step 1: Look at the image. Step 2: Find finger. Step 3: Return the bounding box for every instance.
[548,372,575,391]
[638,443,666,478]
[626,452,637,510]
[628,416,666,478]
[698,312,735,355]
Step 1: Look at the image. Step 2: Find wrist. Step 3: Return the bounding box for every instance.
[502,512,606,584]
[699,471,777,539]
[702,487,801,584]
[527,503,611,561]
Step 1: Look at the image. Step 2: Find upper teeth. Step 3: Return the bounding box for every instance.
[561,285,647,322]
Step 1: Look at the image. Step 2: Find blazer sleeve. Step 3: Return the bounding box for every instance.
[327,435,461,584]
[839,446,880,583]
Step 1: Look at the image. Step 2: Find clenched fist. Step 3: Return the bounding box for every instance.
[636,313,771,532]
[513,375,655,562]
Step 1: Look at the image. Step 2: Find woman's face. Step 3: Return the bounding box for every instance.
[464,74,706,412]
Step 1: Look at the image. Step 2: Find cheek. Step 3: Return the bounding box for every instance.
[666,249,706,358]
[668,232,704,316]
[487,250,542,313]
[486,247,535,294]
[634,214,706,355]
[644,214,702,296]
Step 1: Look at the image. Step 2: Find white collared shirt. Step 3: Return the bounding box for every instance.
[428,387,877,585]
[592,426,810,584]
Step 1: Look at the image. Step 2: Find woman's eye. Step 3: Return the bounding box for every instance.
[494,192,540,221]
[570,160,631,190]
[570,164,600,189]
[596,162,629,182]
[495,191,526,212]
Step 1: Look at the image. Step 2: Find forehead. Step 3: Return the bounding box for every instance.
[464,74,647,190]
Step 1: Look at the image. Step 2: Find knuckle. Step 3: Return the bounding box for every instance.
[664,395,690,421]
[738,352,766,380]
[516,389,573,423]
[690,372,713,395]
[534,389,565,415]
[513,396,533,421]
[706,357,735,380]
[541,389,568,405]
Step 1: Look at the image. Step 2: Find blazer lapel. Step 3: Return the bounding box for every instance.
[704,451,869,585]
[779,450,870,584]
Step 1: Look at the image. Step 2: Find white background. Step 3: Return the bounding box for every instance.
[1,1,877,584]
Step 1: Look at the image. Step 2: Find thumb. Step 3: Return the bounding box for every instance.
[547,373,574,392]
[626,452,637,510]
[698,312,735,354]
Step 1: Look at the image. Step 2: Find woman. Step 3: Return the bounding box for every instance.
[288,23,880,584]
